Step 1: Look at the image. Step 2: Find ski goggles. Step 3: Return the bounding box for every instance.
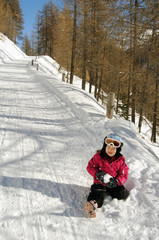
[105,138,121,148]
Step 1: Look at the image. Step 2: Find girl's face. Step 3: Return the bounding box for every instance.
[105,145,117,157]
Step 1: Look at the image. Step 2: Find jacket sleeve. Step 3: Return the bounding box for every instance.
[116,159,129,186]
[86,156,99,178]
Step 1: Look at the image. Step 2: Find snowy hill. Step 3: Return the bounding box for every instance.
[0,33,26,63]
[0,33,159,240]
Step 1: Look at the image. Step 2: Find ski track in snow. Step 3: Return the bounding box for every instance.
[0,57,158,240]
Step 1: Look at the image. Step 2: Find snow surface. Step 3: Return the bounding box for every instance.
[0,33,159,240]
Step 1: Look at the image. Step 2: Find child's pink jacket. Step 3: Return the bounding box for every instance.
[87,151,129,186]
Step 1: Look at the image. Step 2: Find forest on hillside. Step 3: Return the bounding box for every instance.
[0,0,159,142]
[0,0,23,43]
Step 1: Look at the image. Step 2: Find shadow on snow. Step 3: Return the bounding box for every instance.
[0,176,90,218]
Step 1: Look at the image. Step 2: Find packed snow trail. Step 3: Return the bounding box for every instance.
[0,58,159,240]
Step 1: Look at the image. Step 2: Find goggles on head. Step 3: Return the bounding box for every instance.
[105,138,121,148]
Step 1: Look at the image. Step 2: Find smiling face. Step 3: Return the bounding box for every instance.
[105,145,117,157]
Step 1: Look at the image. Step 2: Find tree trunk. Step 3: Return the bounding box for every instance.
[116,76,121,114]
[150,1,158,142]
[131,0,138,124]
[89,0,96,94]
[138,107,143,133]
[107,92,115,119]
[126,0,133,121]
[126,74,131,120]
[94,68,98,99]
[97,69,103,101]
[151,77,158,142]
[70,0,77,84]
[82,0,87,90]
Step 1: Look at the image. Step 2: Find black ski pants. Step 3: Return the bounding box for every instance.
[87,183,130,208]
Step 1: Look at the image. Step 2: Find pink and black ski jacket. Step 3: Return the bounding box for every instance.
[87,151,129,186]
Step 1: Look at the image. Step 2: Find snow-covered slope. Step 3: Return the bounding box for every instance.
[0,33,26,63]
[0,34,159,240]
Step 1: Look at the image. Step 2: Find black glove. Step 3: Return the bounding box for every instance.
[96,170,106,184]
[106,178,118,188]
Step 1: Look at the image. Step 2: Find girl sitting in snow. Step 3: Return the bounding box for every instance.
[84,133,129,218]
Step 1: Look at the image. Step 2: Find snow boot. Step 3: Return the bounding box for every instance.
[84,200,98,218]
